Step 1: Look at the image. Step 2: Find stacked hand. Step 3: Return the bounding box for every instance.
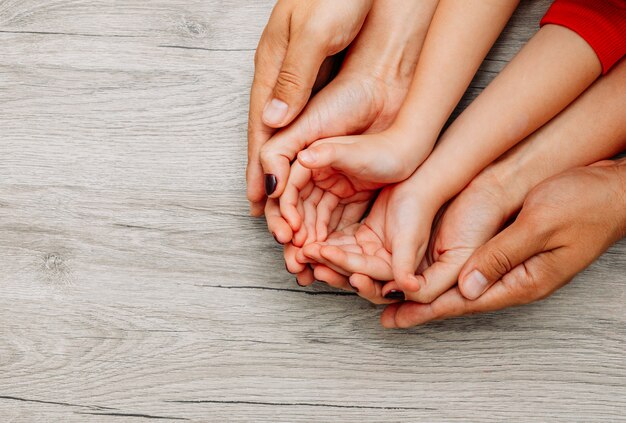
[247,0,626,328]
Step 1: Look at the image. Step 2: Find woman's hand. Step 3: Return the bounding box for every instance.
[256,0,438,206]
[301,177,443,293]
[382,159,626,328]
[247,0,376,215]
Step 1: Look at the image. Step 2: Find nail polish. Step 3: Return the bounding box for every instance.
[295,277,305,287]
[272,232,283,245]
[264,174,277,196]
[384,290,405,300]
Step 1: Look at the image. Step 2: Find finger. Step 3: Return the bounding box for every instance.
[297,137,364,172]
[247,12,290,209]
[458,215,548,300]
[264,197,292,245]
[279,163,312,229]
[382,252,558,328]
[292,199,308,247]
[389,254,466,304]
[301,244,352,277]
[262,29,329,128]
[313,265,351,291]
[302,187,324,246]
[349,274,395,305]
[284,243,306,275]
[390,232,424,292]
[319,245,393,281]
[296,265,316,287]
[316,191,341,241]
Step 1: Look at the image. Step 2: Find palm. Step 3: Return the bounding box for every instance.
[277,69,411,246]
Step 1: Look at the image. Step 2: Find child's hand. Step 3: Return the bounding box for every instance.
[302,178,442,293]
[349,173,512,304]
[279,150,378,247]
[382,159,626,328]
[266,190,361,289]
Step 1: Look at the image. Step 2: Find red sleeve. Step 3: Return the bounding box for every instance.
[540,0,626,74]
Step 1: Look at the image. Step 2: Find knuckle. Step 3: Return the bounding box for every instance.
[275,68,309,94]
[483,246,514,278]
[259,144,274,167]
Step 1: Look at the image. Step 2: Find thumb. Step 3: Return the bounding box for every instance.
[459,217,547,300]
[390,232,424,293]
[297,138,364,173]
[262,35,328,128]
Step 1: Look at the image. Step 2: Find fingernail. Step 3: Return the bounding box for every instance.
[384,290,405,300]
[295,277,305,287]
[285,263,293,274]
[348,281,359,293]
[264,174,277,196]
[299,150,317,164]
[463,269,489,300]
[263,98,289,126]
[272,232,283,245]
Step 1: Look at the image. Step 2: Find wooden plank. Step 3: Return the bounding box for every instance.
[1,0,624,421]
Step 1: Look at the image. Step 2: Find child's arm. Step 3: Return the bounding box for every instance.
[409,23,602,208]
[295,0,521,187]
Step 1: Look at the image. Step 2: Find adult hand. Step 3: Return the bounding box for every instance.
[381,159,626,328]
[247,0,374,215]
[319,171,513,304]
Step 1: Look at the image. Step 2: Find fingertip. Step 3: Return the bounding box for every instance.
[249,201,265,217]
[296,267,315,287]
[381,303,401,329]
[393,302,426,329]
[394,273,421,293]
[319,245,344,262]
[298,149,318,167]
[262,98,289,128]
[458,269,490,300]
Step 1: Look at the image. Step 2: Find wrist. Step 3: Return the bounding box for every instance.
[344,2,432,84]
[471,160,534,218]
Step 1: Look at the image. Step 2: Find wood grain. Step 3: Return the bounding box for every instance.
[0,0,624,421]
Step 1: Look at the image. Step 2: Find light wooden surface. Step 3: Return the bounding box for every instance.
[1,1,624,422]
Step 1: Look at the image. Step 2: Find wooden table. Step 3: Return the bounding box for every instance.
[1,1,624,421]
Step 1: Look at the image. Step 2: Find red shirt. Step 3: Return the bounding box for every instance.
[541,0,626,74]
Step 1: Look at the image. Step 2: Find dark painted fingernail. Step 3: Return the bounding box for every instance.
[296,277,305,287]
[272,232,283,245]
[384,290,405,300]
[285,263,293,274]
[348,281,359,293]
[264,174,277,196]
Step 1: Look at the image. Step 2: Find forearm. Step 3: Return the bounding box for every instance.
[615,158,626,241]
[412,23,602,204]
[344,0,439,81]
[484,59,626,216]
[393,0,519,147]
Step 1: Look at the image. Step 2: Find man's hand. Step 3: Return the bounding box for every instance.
[247,0,374,215]
[381,159,626,328]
